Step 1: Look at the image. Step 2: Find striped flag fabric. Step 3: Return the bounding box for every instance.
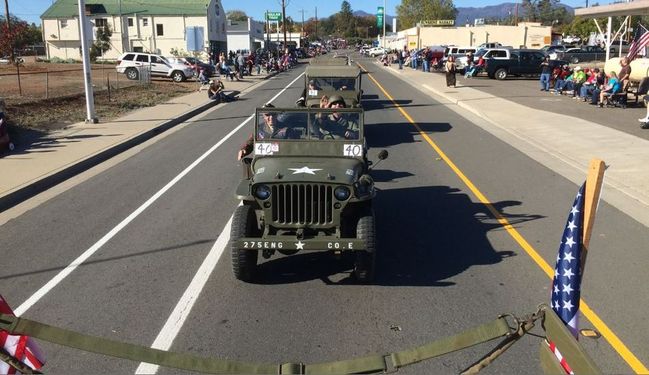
[0,295,46,374]
[547,183,585,374]
[550,183,585,338]
[627,24,649,61]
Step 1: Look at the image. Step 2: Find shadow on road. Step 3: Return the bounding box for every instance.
[250,185,543,286]
[365,122,451,147]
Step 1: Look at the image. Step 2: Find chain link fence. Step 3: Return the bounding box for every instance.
[0,64,148,102]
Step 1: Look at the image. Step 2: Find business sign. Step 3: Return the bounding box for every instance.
[266,12,281,21]
[419,19,455,27]
[377,7,384,28]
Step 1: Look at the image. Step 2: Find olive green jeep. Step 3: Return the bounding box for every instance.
[231,107,387,283]
[298,65,363,108]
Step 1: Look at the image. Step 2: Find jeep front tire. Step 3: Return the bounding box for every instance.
[354,210,376,283]
[495,68,508,80]
[230,205,259,282]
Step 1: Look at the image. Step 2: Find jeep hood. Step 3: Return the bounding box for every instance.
[251,157,364,185]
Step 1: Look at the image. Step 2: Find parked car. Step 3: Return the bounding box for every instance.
[541,45,568,60]
[484,49,567,80]
[456,47,512,68]
[368,47,388,57]
[559,46,606,64]
[609,40,630,55]
[116,52,194,82]
[167,56,215,77]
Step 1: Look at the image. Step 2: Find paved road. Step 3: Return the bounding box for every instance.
[0,56,647,374]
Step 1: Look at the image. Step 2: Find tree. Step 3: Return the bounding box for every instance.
[0,15,34,60]
[396,0,457,30]
[226,10,248,21]
[89,25,112,61]
[333,1,356,37]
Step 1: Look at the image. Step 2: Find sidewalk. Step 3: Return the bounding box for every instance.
[0,73,272,211]
[376,61,649,227]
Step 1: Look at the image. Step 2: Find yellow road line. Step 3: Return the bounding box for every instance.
[359,63,649,374]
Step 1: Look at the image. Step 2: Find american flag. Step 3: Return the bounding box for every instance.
[550,183,585,338]
[627,24,649,61]
[0,295,46,374]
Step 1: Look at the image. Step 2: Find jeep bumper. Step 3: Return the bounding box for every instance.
[235,237,366,252]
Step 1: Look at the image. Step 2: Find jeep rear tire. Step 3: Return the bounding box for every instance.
[125,68,139,80]
[230,205,259,282]
[171,70,186,82]
[495,68,508,80]
[354,210,376,283]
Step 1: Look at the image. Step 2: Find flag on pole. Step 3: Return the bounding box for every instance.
[0,295,46,374]
[550,183,585,337]
[627,24,649,61]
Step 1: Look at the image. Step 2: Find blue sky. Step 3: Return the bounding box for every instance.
[8,0,595,26]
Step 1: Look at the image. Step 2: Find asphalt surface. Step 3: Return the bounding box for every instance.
[0,54,647,374]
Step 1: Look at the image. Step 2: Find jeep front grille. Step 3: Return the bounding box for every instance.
[271,184,334,225]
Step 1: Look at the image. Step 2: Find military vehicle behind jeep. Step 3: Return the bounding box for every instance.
[231,107,387,283]
[298,65,363,108]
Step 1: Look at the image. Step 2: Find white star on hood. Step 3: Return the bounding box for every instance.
[289,166,323,175]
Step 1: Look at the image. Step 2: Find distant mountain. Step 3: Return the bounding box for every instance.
[456,3,574,25]
[353,10,395,26]
[352,3,574,30]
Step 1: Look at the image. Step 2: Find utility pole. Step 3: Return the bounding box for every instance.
[383,0,386,47]
[78,0,97,123]
[299,8,305,37]
[315,6,318,40]
[281,0,287,49]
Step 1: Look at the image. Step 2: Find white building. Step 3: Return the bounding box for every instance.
[226,18,264,53]
[263,32,304,49]
[41,0,227,60]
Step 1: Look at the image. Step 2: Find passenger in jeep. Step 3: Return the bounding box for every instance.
[316,95,359,140]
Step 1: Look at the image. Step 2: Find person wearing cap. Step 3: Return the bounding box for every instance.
[567,66,587,98]
[296,80,320,107]
[237,104,292,160]
[315,95,359,140]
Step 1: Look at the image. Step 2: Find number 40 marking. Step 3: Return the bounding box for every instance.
[344,144,362,157]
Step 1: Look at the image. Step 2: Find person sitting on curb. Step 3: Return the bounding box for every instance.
[207,79,234,102]
[0,99,15,153]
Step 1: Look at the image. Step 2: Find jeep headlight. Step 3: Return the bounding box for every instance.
[334,186,351,201]
[254,184,271,200]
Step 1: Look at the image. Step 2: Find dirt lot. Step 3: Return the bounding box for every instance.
[1,62,199,143]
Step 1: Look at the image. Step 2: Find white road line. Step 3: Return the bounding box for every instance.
[15,71,305,317]
[134,212,235,375]
[134,71,306,374]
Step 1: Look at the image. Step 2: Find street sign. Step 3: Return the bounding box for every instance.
[419,19,454,26]
[266,12,281,21]
[377,6,384,28]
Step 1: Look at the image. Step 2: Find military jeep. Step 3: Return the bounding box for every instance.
[231,107,387,283]
[301,65,363,108]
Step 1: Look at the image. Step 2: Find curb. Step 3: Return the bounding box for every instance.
[0,99,220,213]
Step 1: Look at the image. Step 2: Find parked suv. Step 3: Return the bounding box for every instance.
[116,52,194,82]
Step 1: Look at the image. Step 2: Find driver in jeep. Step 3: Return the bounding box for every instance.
[237,103,295,160]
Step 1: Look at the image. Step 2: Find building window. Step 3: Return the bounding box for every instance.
[95,18,108,27]
[128,18,133,27]
[60,19,68,28]
[133,46,144,52]
[142,18,148,26]
[156,24,164,36]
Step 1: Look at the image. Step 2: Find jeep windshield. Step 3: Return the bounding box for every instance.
[255,108,362,142]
